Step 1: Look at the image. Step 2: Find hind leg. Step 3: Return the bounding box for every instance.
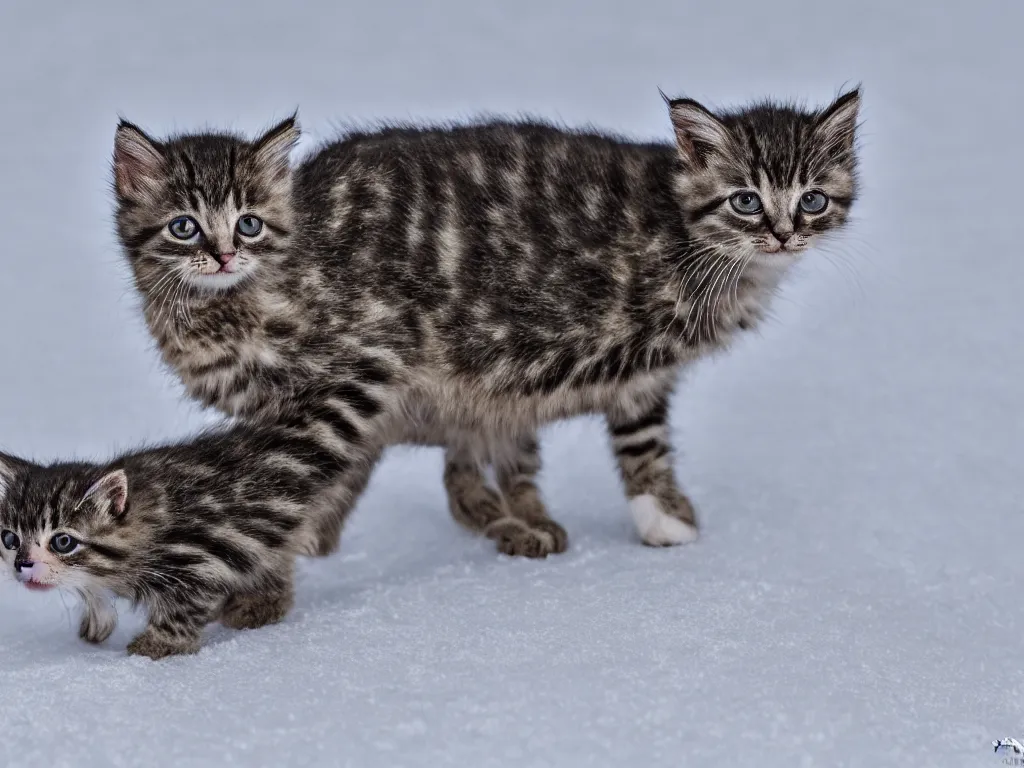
[493,434,568,557]
[444,442,507,539]
[445,436,566,559]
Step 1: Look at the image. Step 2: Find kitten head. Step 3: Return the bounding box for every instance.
[668,88,860,263]
[113,115,300,294]
[0,455,131,592]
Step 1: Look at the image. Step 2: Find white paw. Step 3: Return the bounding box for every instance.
[629,494,698,546]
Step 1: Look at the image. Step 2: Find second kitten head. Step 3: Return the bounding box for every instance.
[0,455,131,593]
[668,89,861,262]
[113,116,299,293]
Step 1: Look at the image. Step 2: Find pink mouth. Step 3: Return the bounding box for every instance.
[198,263,239,277]
[22,581,55,592]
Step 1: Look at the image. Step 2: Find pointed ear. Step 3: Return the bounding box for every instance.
[113,120,165,200]
[668,97,731,170]
[251,113,300,178]
[82,469,129,518]
[0,453,21,501]
[814,87,861,154]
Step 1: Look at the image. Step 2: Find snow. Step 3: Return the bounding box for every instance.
[0,1,1021,765]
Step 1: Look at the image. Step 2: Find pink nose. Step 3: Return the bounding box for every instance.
[215,251,236,266]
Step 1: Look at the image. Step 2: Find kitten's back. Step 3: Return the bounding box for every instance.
[301,118,677,175]
[288,119,692,389]
[293,119,687,299]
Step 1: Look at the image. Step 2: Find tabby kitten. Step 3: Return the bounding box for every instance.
[0,418,342,659]
[112,89,860,558]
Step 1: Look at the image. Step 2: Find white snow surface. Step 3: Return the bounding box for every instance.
[0,1,1021,766]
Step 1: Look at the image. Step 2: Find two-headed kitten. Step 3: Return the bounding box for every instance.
[0,421,339,659]
[112,89,860,559]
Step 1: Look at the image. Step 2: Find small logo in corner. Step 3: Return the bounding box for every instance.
[994,738,1024,765]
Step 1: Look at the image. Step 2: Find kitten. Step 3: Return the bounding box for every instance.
[0,419,342,659]
[112,89,860,558]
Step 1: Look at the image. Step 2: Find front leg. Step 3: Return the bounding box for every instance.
[220,562,295,630]
[606,389,699,546]
[127,595,219,660]
[306,447,381,557]
[77,585,117,644]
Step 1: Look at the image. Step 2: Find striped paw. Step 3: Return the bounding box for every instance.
[487,518,568,558]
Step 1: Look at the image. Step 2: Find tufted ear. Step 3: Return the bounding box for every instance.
[0,452,31,502]
[114,119,166,200]
[814,87,861,155]
[251,113,300,179]
[0,453,17,501]
[82,469,129,518]
[667,96,731,171]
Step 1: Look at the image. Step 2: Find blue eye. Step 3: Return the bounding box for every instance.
[236,215,263,237]
[1,530,18,550]
[799,191,829,214]
[168,216,199,240]
[49,533,79,555]
[729,191,763,215]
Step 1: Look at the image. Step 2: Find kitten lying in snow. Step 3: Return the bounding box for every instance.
[0,421,340,659]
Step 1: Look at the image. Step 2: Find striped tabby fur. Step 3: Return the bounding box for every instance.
[0,417,345,659]
[112,89,860,557]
